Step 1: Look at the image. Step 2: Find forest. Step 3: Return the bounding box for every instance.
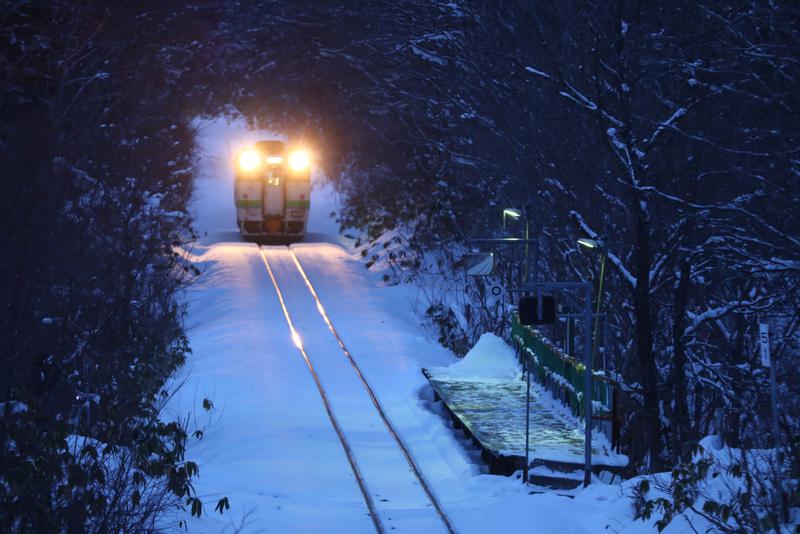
[1,1,797,531]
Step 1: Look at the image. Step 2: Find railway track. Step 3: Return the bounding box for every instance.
[259,245,456,534]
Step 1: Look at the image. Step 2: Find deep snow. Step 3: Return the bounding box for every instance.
[427,333,521,380]
[167,116,707,533]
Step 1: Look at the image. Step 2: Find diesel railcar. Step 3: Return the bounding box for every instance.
[234,140,311,242]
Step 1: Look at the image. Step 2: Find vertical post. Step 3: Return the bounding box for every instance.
[591,247,607,369]
[524,219,530,283]
[603,314,609,375]
[769,361,785,523]
[525,219,530,284]
[604,315,610,413]
[524,348,531,484]
[533,234,539,285]
[583,283,593,487]
[760,323,787,523]
[567,316,575,357]
[611,388,619,453]
[502,292,507,337]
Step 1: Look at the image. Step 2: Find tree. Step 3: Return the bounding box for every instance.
[0,1,228,529]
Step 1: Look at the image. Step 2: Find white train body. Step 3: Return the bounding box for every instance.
[234,140,311,241]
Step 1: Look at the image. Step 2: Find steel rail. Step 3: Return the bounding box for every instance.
[258,247,385,534]
[288,247,458,534]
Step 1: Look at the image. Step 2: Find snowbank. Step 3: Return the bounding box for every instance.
[428,333,521,380]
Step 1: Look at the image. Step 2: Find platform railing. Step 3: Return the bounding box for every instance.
[511,313,620,451]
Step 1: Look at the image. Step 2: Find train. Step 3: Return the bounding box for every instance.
[234,140,311,242]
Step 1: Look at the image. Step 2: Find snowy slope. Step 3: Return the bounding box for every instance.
[168,242,374,533]
[170,117,702,533]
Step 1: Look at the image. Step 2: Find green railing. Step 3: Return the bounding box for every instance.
[511,313,615,418]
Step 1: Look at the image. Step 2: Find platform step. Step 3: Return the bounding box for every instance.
[529,474,583,490]
[529,465,584,490]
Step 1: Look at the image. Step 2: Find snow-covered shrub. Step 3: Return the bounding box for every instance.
[635,436,797,532]
[0,1,228,530]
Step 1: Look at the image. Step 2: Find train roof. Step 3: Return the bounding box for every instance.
[254,140,286,155]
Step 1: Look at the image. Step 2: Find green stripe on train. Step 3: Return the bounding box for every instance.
[236,199,262,208]
[285,200,311,208]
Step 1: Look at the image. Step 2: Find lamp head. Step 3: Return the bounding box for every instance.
[578,237,602,249]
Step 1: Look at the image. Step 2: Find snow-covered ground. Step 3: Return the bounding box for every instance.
[168,116,703,533]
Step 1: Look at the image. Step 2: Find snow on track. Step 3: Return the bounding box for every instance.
[261,245,451,533]
[168,243,374,533]
[288,247,456,533]
[259,246,384,533]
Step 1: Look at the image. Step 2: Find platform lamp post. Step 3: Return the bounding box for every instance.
[503,207,531,283]
[505,208,528,483]
[577,237,608,486]
[578,238,608,370]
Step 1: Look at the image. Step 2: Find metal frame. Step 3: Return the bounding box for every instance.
[468,238,539,244]
[508,281,594,486]
[468,236,596,486]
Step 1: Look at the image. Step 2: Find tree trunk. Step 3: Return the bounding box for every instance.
[671,259,693,460]
[632,198,663,469]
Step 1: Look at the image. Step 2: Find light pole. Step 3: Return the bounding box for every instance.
[577,237,609,486]
[578,238,608,371]
[504,207,531,282]
[505,207,536,484]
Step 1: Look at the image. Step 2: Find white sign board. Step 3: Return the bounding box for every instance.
[759,323,770,367]
[462,253,494,276]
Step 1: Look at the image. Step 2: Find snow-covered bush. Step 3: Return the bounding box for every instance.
[635,436,798,532]
[0,1,228,530]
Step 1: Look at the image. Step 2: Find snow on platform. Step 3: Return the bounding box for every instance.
[424,374,588,463]
[423,334,627,475]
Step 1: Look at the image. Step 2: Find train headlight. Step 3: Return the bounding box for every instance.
[238,149,261,172]
[288,150,311,172]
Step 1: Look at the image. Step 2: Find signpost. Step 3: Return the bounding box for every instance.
[759,323,771,367]
[462,253,495,276]
[759,322,787,524]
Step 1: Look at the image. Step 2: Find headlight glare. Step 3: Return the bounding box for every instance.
[288,150,311,172]
[238,149,261,172]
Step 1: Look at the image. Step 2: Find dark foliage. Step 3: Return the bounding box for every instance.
[0,1,225,530]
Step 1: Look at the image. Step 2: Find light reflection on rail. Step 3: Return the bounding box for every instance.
[287,247,457,534]
[258,247,385,534]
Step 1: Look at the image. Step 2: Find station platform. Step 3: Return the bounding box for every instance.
[422,368,627,485]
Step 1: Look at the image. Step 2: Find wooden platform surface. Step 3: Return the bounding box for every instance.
[422,369,627,475]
